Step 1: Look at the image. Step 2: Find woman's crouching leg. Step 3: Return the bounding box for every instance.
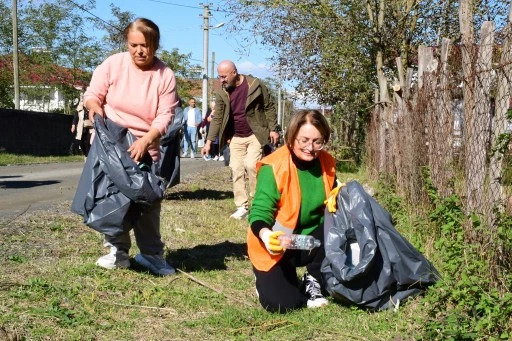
[253,263,307,313]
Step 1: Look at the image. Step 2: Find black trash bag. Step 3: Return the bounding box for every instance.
[321,181,440,311]
[71,116,164,237]
[158,106,183,189]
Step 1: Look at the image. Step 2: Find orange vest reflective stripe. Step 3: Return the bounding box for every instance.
[247,146,336,271]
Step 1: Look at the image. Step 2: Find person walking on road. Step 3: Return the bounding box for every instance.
[182,98,202,159]
[201,60,278,220]
[70,91,93,157]
[200,100,220,161]
[83,17,178,276]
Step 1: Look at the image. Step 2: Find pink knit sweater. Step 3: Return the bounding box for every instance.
[84,52,178,159]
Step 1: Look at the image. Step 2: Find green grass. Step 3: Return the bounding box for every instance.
[0,152,84,166]
[0,166,431,340]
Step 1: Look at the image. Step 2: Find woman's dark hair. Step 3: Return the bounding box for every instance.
[123,18,160,53]
[284,109,331,147]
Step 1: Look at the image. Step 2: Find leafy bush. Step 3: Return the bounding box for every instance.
[420,168,512,340]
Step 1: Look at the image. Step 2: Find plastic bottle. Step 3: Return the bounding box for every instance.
[278,234,321,250]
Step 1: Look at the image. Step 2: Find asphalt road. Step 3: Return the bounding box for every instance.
[0,157,225,219]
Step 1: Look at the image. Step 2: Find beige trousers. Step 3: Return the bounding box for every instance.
[229,134,262,208]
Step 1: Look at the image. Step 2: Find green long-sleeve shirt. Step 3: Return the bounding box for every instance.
[249,158,327,236]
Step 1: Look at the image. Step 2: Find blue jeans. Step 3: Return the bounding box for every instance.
[183,126,197,154]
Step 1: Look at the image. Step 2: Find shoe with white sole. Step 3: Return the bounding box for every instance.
[230,206,249,220]
[96,246,130,270]
[134,253,176,276]
[301,272,329,308]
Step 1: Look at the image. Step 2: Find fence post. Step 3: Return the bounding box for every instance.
[465,21,495,215]
[488,6,512,221]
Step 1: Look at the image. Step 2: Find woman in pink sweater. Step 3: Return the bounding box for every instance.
[84,18,178,276]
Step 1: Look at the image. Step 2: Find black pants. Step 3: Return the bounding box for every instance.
[253,227,325,313]
[79,129,92,157]
[209,143,219,158]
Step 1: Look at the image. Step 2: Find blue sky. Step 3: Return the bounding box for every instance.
[88,0,275,80]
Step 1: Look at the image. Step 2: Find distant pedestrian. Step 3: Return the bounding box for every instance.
[201,60,278,219]
[201,100,220,161]
[83,17,178,276]
[182,98,202,158]
[70,92,93,157]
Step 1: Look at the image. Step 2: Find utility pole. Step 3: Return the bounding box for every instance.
[200,3,210,119]
[12,0,19,109]
[209,51,215,101]
[200,3,223,118]
[277,68,282,128]
[281,90,286,129]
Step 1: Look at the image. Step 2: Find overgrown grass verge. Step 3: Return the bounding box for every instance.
[0,152,84,166]
[1,166,433,340]
[373,171,512,340]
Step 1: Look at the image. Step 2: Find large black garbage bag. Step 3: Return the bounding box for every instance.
[321,181,440,310]
[71,116,164,237]
[158,106,183,189]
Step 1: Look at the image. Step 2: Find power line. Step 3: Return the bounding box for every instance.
[146,0,234,14]
[147,0,202,10]
[64,0,122,32]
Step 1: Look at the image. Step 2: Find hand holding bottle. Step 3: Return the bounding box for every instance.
[260,229,285,255]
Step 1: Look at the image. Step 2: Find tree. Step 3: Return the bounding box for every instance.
[94,4,134,56]
[221,0,509,166]
[160,48,201,100]
[220,0,376,159]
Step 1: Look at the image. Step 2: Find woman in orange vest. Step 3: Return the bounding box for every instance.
[247,109,337,313]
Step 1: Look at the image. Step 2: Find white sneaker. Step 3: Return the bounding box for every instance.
[96,246,130,270]
[218,156,224,162]
[190,152,195,159]
[230,206,249,220]
[213,155,219,161]
[301,272,329,308]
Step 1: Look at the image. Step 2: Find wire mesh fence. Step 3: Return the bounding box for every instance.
[367,19,512,230]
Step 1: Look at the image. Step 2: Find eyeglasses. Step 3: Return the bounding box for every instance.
[295,137,325,151]
[218,70,235,80]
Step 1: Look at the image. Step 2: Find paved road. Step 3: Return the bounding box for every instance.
[0,157,225,219]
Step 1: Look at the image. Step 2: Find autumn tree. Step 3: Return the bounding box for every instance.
[93,4,134,56]
[160,48,202,100]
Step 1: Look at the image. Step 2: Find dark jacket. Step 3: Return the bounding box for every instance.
[158,105,183,189]
[207,74,277,149]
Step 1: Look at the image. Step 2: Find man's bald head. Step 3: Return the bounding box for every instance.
[217,60,239,90]
[218,60,237,73]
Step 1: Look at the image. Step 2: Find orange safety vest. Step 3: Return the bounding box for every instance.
[247,146,336,271]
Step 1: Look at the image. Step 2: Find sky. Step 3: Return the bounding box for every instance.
[86,0,275,80]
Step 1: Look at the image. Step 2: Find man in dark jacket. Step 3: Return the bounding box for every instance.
[201,60,278,219]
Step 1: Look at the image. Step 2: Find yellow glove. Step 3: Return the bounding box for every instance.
[324,182,346,213]
[260,230,285,255]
